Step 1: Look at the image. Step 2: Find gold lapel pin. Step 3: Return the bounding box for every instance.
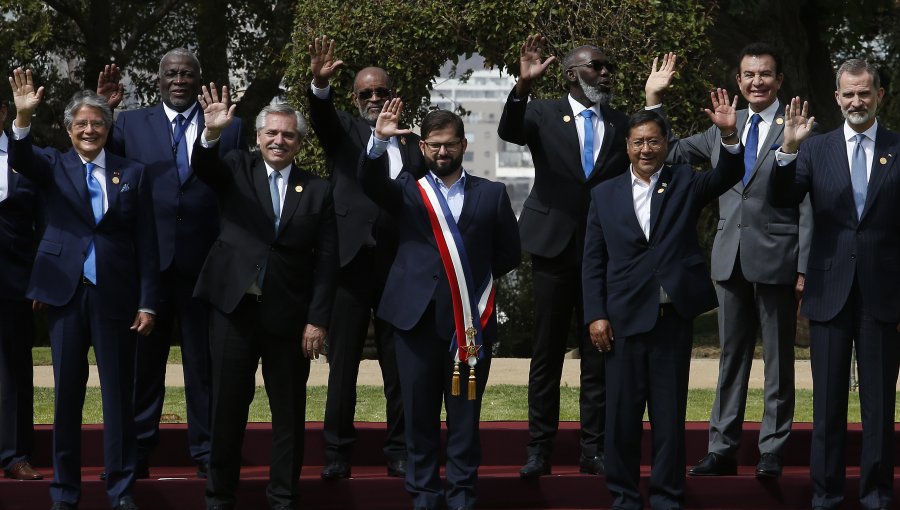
[880,157,888,165]
[563,115,571,123]
[112,169,121,185]
[776,117,784,125]
[112,177,120,184]
[295,185,303,193]
[656,188,665,194]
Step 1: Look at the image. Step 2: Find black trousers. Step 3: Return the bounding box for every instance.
[205,298,310,509]
[527,239,606,458]
[323,247,405,463]
[605,305,692,510]
[809,281,899,510]
[0,298,35,469]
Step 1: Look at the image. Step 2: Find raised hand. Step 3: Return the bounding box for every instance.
[309,35,344,87]
[518,34,556,83]
[644,52,677,106]
[198,82,236,139]
[8,68,44,125]
[781,96,815,154]
[702,88,738,135]
[97,64,124,109]
[374,98,411,140]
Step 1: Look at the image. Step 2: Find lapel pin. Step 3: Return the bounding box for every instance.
[656,188,665,194]
[563,115,571,123]
[880,157,888,165]
[295,185,303,193]
[661,182,668,187]
[112,169,121,185]
[776,117,784,125]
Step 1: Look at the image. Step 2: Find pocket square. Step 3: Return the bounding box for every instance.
[120,183,132,192]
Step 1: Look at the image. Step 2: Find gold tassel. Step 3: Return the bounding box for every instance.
[451,362,460,396]
[468,366,476,400]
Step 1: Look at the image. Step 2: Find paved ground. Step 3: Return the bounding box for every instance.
[33,358,832,389]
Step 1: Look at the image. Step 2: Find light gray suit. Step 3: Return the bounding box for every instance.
[664,102,811,458]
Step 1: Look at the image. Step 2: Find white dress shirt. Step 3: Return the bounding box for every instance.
[0,132,8,203]
[741,99,781,158]
[567,95,604,165]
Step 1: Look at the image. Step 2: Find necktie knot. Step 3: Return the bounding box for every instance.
[855,133,866,144]
[176,113,186,129]
[582,109,594,119]
[85,162,95,176]
[749,113,762,127]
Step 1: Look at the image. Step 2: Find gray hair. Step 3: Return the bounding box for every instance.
[835,59,880,90]
[255,103,308,138]
[159,48,202,76]
[63,90,113,130]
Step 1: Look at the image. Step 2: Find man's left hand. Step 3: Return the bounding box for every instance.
[302,324,326,359]
[130,311,155,336]
[97,64,124,110]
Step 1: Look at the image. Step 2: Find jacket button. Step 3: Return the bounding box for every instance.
[850,254,856,260]
[742,194,748,200]
[255,264,261,270]
[176,216,182,221]
[432,275,439,281]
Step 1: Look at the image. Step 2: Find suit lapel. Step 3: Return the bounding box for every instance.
[456,172,480,232]
[148,104,176,158]
[649,166,672,238]
[277,165,305,234]
[823,130,857,218]
[588,104,617,181]
[104,154,121,220]
[556,99,585,182]
[62,150,93,224]
[614,173,644,238]
[862,126,899,219]
[253,158,277,228]
[745,105,785,190]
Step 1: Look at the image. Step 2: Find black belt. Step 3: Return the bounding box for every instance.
[659,303,675,317]
[80,275,96,287]
[241,293,263,305]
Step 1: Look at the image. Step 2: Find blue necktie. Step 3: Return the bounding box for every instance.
[851,133,868,218]
[84,162,103,284]
[742,113,762,186]
[175,114,191,184]
[582,109,595,178]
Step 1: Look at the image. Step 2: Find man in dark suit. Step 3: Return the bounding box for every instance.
[360,102,520,510]
[497,34,630,477]
[192,84,337,510]
[582,95,743,510]
[0,97,43,482]
[644,44,811,478]
[774,59,899,510]
[306,36,424,479]
[99,49,246,478]
[9,69,158,510]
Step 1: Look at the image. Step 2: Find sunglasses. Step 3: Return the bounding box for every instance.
[356,87,392,101]
[567,60,617,73]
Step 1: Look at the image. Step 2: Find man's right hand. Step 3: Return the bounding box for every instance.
[374,98,411,140]
[589,319,614,353]
[309,35,344,89]
[702,88,738,137]
[644,52,677,107]
[9,68,44,126]
[198,82,236,141]
[514,34,556,98]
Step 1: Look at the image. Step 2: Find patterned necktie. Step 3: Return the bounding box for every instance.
[175,114,191,184]
[742,113,762,186]
[582,109,595,178]
[84,162,104,284]
[270,170,282,232]
[851,133,868,218]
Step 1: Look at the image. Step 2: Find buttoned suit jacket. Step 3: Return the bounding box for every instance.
[665,105,811,283]
[307,88,426,267]
[582,148,744,338]
[358,153,521,341]
[191,143,338,339]
[772,125,900,323]
[0,156,39,300]
[8,136,158,319]
[108,104,245,275]
[498,89,630,257]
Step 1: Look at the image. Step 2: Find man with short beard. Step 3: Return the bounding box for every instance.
[498,34,630,478]
[306,36,425,480]
[774,59,900,510]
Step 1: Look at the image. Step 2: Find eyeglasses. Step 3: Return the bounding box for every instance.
[72,120,107,130]
[628,138,663,150]
[422,139,463,152]
[567,60,617,73]
[356,87,392,101]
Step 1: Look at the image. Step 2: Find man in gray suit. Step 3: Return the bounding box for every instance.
[644,43,811,478]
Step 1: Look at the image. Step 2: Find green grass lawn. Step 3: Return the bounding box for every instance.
[33,385,891,425]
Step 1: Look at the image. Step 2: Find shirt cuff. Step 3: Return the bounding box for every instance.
[645,103,662,110]
[310,81,331,100]
[138,308,156,315]
[775,149,798,166]
[366,134,390,159]
[721,141,741,154]
[11,124,31,140]
[200,132,219,148]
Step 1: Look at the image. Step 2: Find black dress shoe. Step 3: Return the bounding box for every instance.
[579,453,605,475]
[114,497,139,510]
[386,458,406,477]
[688,452,737,476]
[519,454,550,478]
[755,452,782,478]
[50,503,77,510]
[321,459,351,480]
[197,462,209,479]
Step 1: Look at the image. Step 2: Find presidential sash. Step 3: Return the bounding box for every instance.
[416,174,494,399]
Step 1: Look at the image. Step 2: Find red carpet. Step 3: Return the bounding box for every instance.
[2,422,897,509]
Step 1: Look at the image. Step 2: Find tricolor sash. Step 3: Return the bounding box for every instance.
[415,174,495,374]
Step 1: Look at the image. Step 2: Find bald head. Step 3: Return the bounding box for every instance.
[353,67,394,125]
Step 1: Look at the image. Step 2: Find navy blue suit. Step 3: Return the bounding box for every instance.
[9,135,158,507]
[582,147,743,510]
[107,104,245,467]
[359,152,521,509]
[772,124,900,510]
[0,139,40,472]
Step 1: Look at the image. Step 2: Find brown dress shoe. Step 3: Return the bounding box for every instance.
[4,461,44,480]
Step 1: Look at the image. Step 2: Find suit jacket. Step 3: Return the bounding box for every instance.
[191,142,338,339]
[582,147,744,338]
[307,88,426,267]
[359,153,521,340]
[665,105,812,284]
[0,151,40,300]
[771,124,900,323]
[497,89,630,258]
[108,104,246,275]
[8,136,158,319]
